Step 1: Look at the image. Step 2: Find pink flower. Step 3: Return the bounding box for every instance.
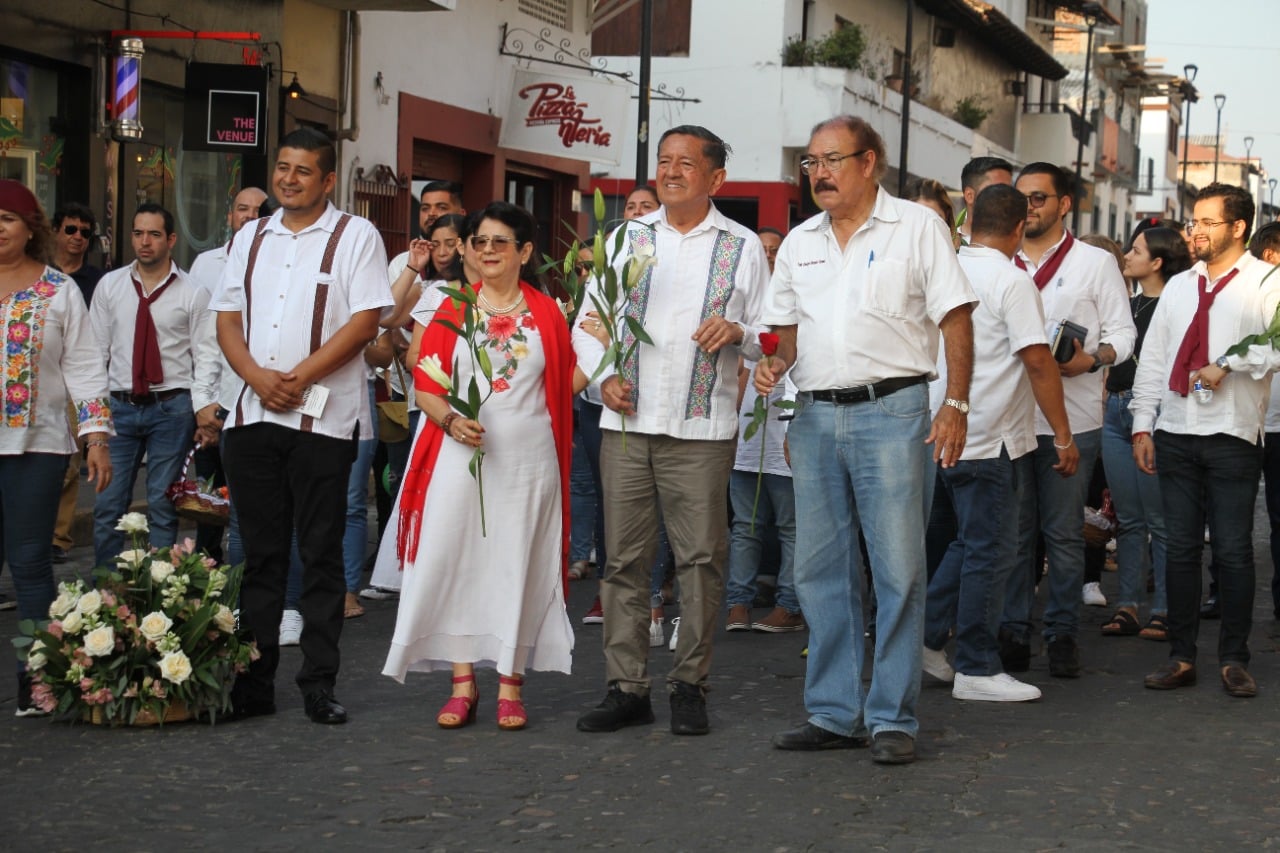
[487,315,518,341]
[202,556,217,568]
[7,322,30,344]
[520,314,536,330]
[31,680,56,712]
[32,281,56,298]
[101,590,117,608]
[492,377,510,393]
[6,385,29,405]
[116,605,130,619]
[79,677,94,693]
[47,622,64,639]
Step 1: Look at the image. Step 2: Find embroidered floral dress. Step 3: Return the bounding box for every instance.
[381,310,573,679]
[0,267,112,456]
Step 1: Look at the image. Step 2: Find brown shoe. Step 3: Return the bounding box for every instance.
[1221,664,1257,698]
[752,606,806,633]
[1143,660,1196,690]
[726,604,751,632]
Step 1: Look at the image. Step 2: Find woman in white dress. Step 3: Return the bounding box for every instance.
[382,201,588,730]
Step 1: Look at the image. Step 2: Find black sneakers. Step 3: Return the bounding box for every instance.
[668,681,709,736]
[1047,635,1081,678]
[576,684,655,732]
[998,628,1031,673]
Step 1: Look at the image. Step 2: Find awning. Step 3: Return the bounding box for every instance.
[916,0,1069,81]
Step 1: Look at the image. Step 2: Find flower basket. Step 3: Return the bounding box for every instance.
[166,447,230,527]
[13,512,257,724]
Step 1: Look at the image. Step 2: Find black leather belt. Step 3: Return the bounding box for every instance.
[110,389,188,406]
[809,375,927,405]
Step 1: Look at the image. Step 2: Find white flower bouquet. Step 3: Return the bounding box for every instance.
[12,513,258,725]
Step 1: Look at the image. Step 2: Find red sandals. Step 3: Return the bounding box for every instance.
[437,673,478,729]
[497,674,527,731]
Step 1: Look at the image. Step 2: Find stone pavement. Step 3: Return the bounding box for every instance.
[3,510,1280,852]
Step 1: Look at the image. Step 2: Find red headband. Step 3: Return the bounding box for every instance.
[0,180,41,219]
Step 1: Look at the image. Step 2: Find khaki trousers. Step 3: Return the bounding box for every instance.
[52,403,83,549]
[599,430,733,693]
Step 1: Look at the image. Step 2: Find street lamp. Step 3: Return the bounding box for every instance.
[1071,2,1103,233]
[1212,93,1226,183]
[1271,178,1278,224]
[1244,136,1257,230]
[1178,63,1197,221]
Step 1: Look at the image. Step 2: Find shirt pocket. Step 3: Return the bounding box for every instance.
[862,258,910,318]
[312,274,337,349]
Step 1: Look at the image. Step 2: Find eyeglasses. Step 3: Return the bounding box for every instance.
[426,238,460,250]
[470,235,518,251]
[574,261,592,273]
[63,225,93,238]
[1185,219,1231,233]
[799,149,871,175]
[1022,192,1059,209]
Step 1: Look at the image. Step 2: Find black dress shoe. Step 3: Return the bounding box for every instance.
[576,684,654,732]
[1221,664,1257,698]
[870,730,916,765]
[217,696,276,723]
[999,629,1031,673]
[669,681,709,736]
[1047,635,1081,678]
[304,690,348,724]
[1144,660,1196,690]
[50,546,70,564]
[1199,596,1221,619]
[772,722,869,751]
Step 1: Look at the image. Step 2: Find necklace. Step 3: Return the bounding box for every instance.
[478,290,523,315]
[1132,293,1158,320]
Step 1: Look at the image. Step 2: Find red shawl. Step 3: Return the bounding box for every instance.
[395,281,576,600]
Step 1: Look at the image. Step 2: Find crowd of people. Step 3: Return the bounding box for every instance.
[3,114,1278,765]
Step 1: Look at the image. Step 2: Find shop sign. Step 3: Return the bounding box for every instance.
[183,63,268,154]
[499,68,627,167]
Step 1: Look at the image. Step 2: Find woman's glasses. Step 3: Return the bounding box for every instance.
[470,235,518,251]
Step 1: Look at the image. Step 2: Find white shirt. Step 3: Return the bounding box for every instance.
[1131,252,1280,443]
[931,245,1048,461]
[188,243,241,408]
[0,267,113,455]
[572,204,770,441]
[1266,373,1280,433]
[1015,231,1135,435]
[764,191,975,391]
[734,361,795,476]
[90,260,219,412]
[210,203,394,440]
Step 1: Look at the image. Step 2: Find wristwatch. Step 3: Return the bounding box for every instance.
[1088,354,1104,373]
[1215,355,1232,373]
[943,398,970,414]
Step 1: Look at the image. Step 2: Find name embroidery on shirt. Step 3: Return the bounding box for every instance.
[796,258,826,267]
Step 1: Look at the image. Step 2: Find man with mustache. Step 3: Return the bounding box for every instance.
[755,115,976,764]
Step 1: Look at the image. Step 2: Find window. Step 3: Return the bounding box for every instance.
[519,0,571,30]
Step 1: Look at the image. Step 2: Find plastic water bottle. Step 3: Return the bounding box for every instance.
[1193,379,1213,405]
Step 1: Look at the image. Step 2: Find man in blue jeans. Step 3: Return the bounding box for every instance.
[756,115,975,764]
[90,203,219,566]
[1132,183,1280,698]
[923,184,1078,703]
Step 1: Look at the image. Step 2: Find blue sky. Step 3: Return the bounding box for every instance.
[1146,0,1279,206]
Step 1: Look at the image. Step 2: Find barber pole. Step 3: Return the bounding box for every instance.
[111,38,145,142]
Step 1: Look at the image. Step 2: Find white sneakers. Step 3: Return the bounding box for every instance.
[668,616,681,651]
[279,609,303,646]
[1082,581,1107,607]
[358,586,397,601]
[922,646,955,683]
[952,672,1042,702]
[649,617,665,648]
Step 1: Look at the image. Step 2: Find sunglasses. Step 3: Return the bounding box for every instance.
[470,235,518,251]
[63,225,93,238]
[1022,192,1058,209]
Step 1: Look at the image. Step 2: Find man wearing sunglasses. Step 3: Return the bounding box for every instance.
[51,202,102,306]
[1132,184,1280,699]
[755,115,976,765]
[999,162,1135,681]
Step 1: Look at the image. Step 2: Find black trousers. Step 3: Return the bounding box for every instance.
[223,422,357,699]
[192,443,226,562]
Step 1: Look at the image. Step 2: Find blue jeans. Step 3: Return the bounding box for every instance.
[570,409,597,562]
[1156,431,1261,666]
[1,453,67,651]
[925,450,1020,676]
[341,382,378,593]
[577,400,608,578]
[93,392,195,567]
[1100,393,1167,614]
[1003,428,1101,643]
[789,385,929,739]
[726,469,798,612]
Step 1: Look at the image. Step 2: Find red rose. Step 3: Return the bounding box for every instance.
[488,315,518,341]
[492,377,511,393]
[759,332,780,357]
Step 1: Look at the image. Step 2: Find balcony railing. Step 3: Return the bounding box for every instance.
[1022,102,1092,146]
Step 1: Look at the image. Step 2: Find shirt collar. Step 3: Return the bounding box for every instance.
[1015,227,1070,268]
[649,202,728,237]
[959,244,1011,263]
[264,201,340,236]
[805,186,900,233]
[129,259,180,283]
[1193,249,1259,283]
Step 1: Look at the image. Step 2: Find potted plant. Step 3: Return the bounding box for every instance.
[954,96,992,129]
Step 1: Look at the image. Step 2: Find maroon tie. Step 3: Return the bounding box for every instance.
[1167,268,1240,396]
[130,272,177,396]
[1014,231,1075,290]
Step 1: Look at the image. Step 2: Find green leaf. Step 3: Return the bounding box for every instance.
[773,400,798,411]
[476,344,494,380]
[438,284,476,306]
[743,420,760,443]
[586,343,618,383]
[467,376,482,417]
[625,315,654,346]
[433,319,468,339]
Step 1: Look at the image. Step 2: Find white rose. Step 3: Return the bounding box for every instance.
[61,610,84,634]
[158,650,192,684]
[48,591,77,619]
[27,651,47,670]
[149,560,175,583]
[83,625,115,657]
[212,605,236,634]
[138,611,173,642]
[76,589,103,616]
[115,512,150,534]
[116,549,148,567]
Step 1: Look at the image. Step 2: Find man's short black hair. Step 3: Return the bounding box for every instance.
[1017,161,1071,198]
[1196,182,1256,243]
[961,157,1014,191]
[971,184,1028,237]
[659,125,732,170]
[422,180,463,204]
[757,227,784,239]
[52,202,96,231]
[1249,221,1280,260]
[134,202,175,236]
[278,126,336,176]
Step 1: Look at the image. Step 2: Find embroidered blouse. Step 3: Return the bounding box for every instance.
[1,266,113,455]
